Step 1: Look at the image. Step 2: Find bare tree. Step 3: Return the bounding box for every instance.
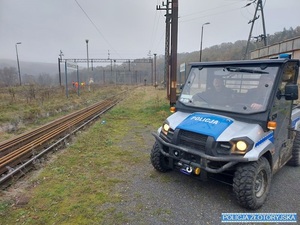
[37,73,53,86]
[22,74,36,85]
[0,67,18,86]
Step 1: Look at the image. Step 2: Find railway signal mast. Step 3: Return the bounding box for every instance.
[244,0,267,59]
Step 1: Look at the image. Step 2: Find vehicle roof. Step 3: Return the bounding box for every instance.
[189,58,299,66]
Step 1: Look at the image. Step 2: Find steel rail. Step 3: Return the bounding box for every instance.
[0,95,122,184]
[0,96,116,156]
[0,98,118,171]
[0,101,117,185]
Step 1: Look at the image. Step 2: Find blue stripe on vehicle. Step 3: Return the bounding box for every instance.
[255,132,274,148]
[176,113,233,140]
[292,117,300,129]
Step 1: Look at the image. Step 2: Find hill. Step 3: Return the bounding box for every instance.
[154,26,300,83]
[0,59,58,76]
[1,26,300,84]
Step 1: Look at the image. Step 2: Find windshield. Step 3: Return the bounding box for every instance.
[179,65,278,114]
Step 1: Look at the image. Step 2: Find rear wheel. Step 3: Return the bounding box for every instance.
[288,131,300,166]
[150,141,170,172]
[233,157,272,209]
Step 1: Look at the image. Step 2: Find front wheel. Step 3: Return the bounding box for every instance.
[150,141,170,172]
[233,157,272,209]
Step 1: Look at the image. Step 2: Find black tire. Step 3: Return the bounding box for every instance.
[150,141,170,172]
[288,131,300,166]
[233,157,272,210]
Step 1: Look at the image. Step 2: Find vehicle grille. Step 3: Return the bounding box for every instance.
[178,130,208,152]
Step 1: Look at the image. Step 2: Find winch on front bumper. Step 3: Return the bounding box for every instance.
[152,131,249,175]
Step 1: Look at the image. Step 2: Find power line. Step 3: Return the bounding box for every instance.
[74,0,121,58]
[179,1,243,22]
[149,9,163,55]
[179,6,244,23]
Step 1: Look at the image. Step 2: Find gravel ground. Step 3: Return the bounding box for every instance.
[102,123,300,225]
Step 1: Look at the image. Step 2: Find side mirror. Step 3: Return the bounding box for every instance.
[285,83,298,100]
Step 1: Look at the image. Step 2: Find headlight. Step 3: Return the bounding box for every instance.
[231,137,254,154]
[236,141,247,151]
[163,123,170,132]
[162,122,170,135]
[160,121,174,141]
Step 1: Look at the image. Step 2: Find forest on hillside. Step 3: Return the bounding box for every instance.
[176,26,300,67]
[1,26,300,87]
[160,26,300,84]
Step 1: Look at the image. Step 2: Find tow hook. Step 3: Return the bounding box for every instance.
[186,166,193,173]
[180,166,193,175]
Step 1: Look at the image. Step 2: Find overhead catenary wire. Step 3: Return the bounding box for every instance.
[153,32,165,56]
[179,6,243,23]
[180,1,242,18]
[74,0,122,58]
[179,1,244,23]
[149,9,164,55]
[151,12,167,55]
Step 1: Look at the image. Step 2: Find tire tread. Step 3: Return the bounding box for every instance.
[288,131,300,166]
[233,157,271,209]
[150,142,170,172]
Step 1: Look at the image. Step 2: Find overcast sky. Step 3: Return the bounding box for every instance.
[0,0,299,64]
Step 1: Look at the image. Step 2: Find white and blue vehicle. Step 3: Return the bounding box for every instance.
[151,59,300,209]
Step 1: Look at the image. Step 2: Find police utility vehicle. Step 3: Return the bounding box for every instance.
[150,59,300,209]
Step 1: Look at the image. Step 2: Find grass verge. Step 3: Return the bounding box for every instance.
[0,86,170,225]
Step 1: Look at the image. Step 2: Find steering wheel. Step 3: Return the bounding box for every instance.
[233,103,253,111]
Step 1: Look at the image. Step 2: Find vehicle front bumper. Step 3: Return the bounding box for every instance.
[152,132,249,173]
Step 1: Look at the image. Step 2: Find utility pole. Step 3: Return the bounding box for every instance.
[147,51,153,85]
[86,39,89,70]
[58,50,64,86]
[170,0,178,106]
[244,0,267,59]
[154,53,157,88]
[15,42,22,86]
[157,0,171,99]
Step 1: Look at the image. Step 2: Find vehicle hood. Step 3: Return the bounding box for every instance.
[168,111,264,141]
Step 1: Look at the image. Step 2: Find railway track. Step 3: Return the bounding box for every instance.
[0,95,122,186]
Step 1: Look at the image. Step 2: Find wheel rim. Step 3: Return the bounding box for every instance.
[255,170,267,198]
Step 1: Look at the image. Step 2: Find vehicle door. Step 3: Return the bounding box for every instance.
[270,61,299,171]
